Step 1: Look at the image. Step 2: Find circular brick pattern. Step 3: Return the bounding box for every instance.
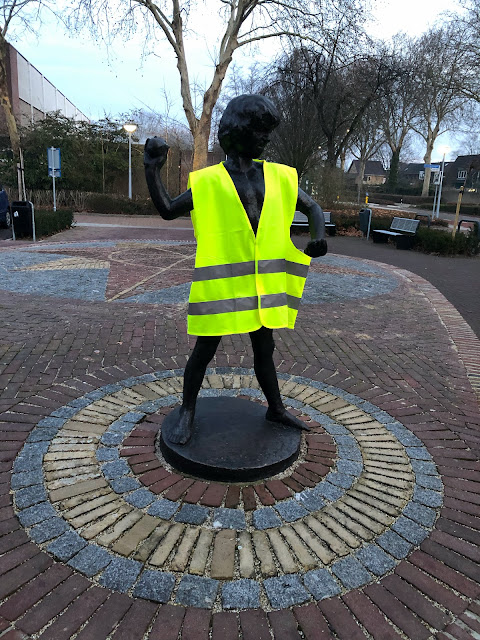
[118,397,335,496]
[11,368,444,612]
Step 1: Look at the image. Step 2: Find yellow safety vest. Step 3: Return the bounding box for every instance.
[187,160,311,336]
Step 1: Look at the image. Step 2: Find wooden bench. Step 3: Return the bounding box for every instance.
[292,211,336,235]
[372,217,419,249]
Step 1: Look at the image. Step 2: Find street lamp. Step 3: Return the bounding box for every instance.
[123,122,137,199]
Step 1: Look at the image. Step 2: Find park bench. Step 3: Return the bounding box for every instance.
[372,216,420,249]
[458,219,480,237]
[414,213,431,228]
[292,210,336,235]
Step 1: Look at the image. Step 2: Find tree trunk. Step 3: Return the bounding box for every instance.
[192,118,211,171]
[0,39,20,158]
[387,148,400,193]
[357,159,367,203]
[326,140,337,168]
[421,134,434,197]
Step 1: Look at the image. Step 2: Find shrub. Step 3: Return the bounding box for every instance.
[368,193,431,206]
[439,203,480,216]
[414,227,480,256]
[84,193,158,216]
[34,208,74,238]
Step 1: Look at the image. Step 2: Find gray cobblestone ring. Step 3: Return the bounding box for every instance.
[12,368,444,611]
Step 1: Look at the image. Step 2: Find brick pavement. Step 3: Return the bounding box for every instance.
[0,225,479,639]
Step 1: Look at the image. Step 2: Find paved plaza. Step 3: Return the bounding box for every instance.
[0,219,479,639]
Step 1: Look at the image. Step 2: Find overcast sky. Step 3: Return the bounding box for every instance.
[12,0,463,160]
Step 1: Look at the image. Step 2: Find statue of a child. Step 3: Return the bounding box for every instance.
[144,94,327,444]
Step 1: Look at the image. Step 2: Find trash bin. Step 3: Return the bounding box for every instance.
[358,208,372,238]
[11,201,34,238]
[0,186,10,228]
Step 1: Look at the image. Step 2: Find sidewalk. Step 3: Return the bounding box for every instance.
[0,221,479,639]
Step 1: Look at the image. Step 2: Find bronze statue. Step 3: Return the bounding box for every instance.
[145,94,327,445]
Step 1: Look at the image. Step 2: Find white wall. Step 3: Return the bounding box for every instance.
[14,47,88,124]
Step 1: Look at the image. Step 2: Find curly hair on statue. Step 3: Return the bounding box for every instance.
[218,94,280,154]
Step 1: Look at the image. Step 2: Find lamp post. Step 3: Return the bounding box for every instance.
[123,123,137,199]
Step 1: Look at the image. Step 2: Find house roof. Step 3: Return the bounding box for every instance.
[443,155,480,183]
[348,160,386,176]
[402,163,425,175]
[448,155,480,170]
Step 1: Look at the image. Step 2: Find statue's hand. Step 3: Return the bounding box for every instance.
[144,136,170,168]
[305,238,328,258]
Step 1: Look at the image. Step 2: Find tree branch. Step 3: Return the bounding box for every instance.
[138,0,178,55]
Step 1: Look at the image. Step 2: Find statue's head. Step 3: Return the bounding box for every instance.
[218,94,280,158]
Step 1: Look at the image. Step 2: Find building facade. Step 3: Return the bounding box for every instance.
[347,160,387,185]
[1,42,88,133]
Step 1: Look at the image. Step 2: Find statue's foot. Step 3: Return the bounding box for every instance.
[265,407,310,431]
[166,406,195,444]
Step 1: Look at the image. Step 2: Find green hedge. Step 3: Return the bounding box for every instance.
[293,212,479,255]
[370,193,430,206]
[439,203,480,215]
[34,209,74,238]
[84,194,158,215]
[414,227,480,256]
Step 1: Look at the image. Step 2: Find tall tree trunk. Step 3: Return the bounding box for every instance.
[387,148,400,193]
[421,132,434,197]
[326,140,337,168]
[0,38,20,158]
[192,117,211,171]
[190,50,233,170]
[357,159,367,203]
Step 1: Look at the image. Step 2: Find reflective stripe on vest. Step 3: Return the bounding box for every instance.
[188,293,301,316]
[193,259,309,282]
[187,160,311,336]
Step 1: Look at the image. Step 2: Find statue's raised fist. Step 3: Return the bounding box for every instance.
[305,238,328,258]
[144,137,170,167]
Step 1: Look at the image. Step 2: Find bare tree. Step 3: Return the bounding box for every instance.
[379,36,420,192]
[452,104,480,155]
[258,39,395,203]
[305,46,395,170]
[123,103,193,148]
[413,23,479,196]
[348,103,385,202]
[262,51,324,178]
[70,0,371,170]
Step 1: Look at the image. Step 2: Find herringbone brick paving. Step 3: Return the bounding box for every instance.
[0,220,479,639]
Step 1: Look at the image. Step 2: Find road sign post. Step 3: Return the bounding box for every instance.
[425,164,442,219]
[47,147,61,212]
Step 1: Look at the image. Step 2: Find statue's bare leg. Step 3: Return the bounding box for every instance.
[250,327,310,431]
[169,335,222,444]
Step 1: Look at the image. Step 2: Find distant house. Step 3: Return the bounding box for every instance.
[401,163,427,184]
[400,161,453,187]
[443,155,480,190]
[347,160,387,185]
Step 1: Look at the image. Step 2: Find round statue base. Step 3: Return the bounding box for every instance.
[159,397,301,482]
